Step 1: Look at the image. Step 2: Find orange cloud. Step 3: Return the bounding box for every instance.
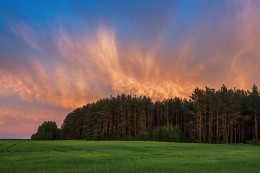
[1,26,196,112]
[0,119,4,126]
[2,14,260,110]
[229,0,260,88]
[86,27,193,100]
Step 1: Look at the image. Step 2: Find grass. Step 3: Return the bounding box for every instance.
[0,140,259,173]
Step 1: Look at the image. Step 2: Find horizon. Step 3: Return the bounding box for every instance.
[1,0,260,138]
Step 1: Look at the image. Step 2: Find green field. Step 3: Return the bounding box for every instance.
[0,140,259,173]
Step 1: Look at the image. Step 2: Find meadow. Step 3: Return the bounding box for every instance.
[0,140,259,173]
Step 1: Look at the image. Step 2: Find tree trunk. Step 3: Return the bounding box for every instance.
[254,111,259,140]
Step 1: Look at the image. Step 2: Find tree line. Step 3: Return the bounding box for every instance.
[32,85,260,144]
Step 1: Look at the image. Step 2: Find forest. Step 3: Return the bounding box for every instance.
[32,85,260,144]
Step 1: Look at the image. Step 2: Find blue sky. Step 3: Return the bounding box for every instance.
[0,0,260,138]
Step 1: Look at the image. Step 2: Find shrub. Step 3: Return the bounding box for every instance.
[152,124,181,142]
[245,139,260,145]
[137,131,150,141]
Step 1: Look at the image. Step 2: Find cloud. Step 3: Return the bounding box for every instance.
[57,26,197,100]
[0,119,4,126]
[228,0,260,88]
[2,1,259,107]
[2,12,260,109]
[9,21,41,51]
[1,25,196,111]
[0,26,198,139]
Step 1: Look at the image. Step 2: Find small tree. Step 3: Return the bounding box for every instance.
[31,121,59,140]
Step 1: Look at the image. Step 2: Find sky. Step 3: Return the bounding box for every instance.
[1,0,260,138]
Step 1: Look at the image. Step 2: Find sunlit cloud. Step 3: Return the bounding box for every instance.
[229,0,260,88]
[3,26,191,107]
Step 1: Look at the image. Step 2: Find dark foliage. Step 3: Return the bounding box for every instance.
[31,121,60,140]
[34,85,260,143]
[152,124,181,142]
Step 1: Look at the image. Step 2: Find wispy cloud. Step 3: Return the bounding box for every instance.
[10,21,41,51]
